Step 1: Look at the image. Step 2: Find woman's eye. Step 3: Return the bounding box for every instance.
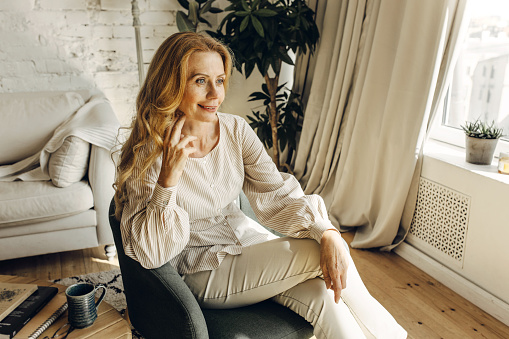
[217,78,225,85]
[196,78,205,84]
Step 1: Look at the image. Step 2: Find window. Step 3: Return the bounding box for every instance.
[432,0,509,154]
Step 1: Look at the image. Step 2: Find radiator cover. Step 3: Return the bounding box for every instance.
[407,177,471,268]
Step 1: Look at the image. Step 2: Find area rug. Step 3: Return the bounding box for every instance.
[52,269,144,338]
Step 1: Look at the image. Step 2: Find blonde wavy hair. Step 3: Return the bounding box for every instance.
[113,32,233,220]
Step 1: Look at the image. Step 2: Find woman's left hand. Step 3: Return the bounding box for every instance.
[320,229,349,303]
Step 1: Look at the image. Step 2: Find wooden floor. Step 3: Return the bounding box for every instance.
[1,232,508,338]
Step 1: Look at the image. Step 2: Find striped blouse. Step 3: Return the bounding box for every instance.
[121,113,335,274]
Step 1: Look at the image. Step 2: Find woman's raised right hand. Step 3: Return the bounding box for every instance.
[157,115,197,188]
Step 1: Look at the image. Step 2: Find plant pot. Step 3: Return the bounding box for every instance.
[465,135,499,165]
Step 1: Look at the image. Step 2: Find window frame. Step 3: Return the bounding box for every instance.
[429,0,509,158]
[430,91,509,157]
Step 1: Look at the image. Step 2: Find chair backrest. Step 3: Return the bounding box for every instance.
[108,199,208,339]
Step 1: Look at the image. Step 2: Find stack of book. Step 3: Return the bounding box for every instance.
[0,282,58,339]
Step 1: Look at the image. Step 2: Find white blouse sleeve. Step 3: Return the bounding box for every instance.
[120,147,190,269]
[240,119,334,244]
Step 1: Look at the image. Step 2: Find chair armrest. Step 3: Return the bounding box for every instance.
[89,145,115,245]
[108,200,208,339]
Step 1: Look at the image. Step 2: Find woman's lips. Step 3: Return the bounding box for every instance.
[199,104,217,111]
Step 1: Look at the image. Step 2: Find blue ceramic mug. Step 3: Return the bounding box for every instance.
[65,283,107,329]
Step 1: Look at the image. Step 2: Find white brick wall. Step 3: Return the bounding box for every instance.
[0,0,261,125]
[0,0,32,12]
[0,0,185,125]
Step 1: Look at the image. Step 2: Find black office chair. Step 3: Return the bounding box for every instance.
[108,196,314,339]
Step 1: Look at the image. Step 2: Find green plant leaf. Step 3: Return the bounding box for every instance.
[251,15,264,37]
[241,0,250,12]
[224,3,235,11]
[218,12,236,31]
[278,49,294,65]
[271,57,280,74]
[235,11,250,17]
[176,11,196,32]
[243,60,255,78]
[261,58,270,75]
[279,133,287,151]
[261,83,269,95]
[177,0,190,10]
[199,0,213,15]
[248,91,270,102]
[198,16,212,27]
[254,9,278,17]
[189,0,199,26]
[209,7,223,13]
[240,15,250,32]
[461,118,503,139]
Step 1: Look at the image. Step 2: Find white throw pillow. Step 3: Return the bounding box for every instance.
[48,136,90,188]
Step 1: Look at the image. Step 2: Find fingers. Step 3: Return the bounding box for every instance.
[158,115,197,188]
[321,259,343,303]
[169,115,187,146]
[321,232,350,304]
[338,242,349,290]
[163,115,182,147]
[322,265,332,290]
[170,137,197,164]
[178,145,198,158]
[322,262,343,303]
[178,134,198,149]
[163,123,172,147]
[330,271,343,303]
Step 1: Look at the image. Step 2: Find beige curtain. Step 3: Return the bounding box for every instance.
[292,0,327,107]
[398,0,470,249]
[293,0,469,249]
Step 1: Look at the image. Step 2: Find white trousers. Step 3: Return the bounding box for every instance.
[182,237,407,339]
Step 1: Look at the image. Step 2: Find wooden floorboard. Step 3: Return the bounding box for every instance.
[342,232,509,339]
[0,233,508,338]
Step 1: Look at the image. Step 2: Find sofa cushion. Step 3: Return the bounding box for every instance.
[0,92,84,165]
[49,136,90,188]
[0,180,93,227]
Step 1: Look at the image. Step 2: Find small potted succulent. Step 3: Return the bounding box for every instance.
[461,119,504,165]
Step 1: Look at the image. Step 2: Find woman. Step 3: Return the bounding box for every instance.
[114,32,406,339]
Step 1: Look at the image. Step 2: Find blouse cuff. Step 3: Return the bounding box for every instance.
[151,183,178,209]
[310,220,339,244]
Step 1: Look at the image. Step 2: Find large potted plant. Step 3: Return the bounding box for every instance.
[247,84,304,172]
[210,0,320,170]
[461,119,504,165]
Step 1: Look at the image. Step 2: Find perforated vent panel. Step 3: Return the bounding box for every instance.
[408,178,470,265]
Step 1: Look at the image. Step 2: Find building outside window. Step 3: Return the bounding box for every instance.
[432,0,509,153]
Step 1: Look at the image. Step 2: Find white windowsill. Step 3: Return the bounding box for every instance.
[424,139,509,186]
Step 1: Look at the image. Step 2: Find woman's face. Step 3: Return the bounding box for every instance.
[178,51,226,122]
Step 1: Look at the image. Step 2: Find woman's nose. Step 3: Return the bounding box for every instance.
[207,83,219,99]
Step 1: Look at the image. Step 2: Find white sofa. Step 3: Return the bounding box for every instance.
[0,90,120,261]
